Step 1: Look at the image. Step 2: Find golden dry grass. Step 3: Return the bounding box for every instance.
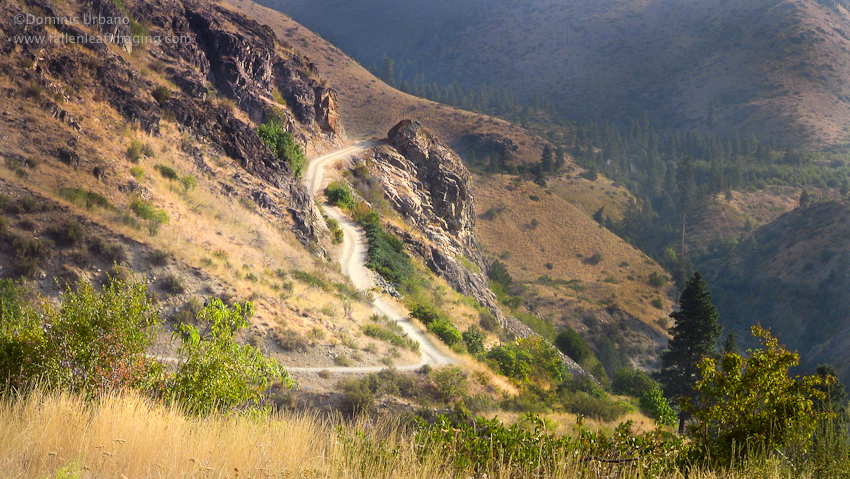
[472,174,674,363]
[0,390,803,479]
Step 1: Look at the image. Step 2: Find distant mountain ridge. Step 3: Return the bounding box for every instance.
[258,0,850,148]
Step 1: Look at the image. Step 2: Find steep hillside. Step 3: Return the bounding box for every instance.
[259,0,850,148]
[223,0,549,164]
[700,199,850,382]
[472,174,674,370]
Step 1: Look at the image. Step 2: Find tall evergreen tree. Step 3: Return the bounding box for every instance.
[722,329,738,354]
[541,145,554,172]
[654,271,722,433]
[554,147,566,171]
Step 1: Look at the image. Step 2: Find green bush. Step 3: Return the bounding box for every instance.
[256,120,305,178]
[488,337,563,383]
[166,299,291,414]
[290,269,331,291]
[611,368,656,397]
[462,326,485,355]
[130,166,145,179]
[0,279,160,395]
[478,310,500,332]
[154,164,179,180]
[9,236,53,277]
[432,366,467,403]
[161,274,185,295]
[639,386,677,426]
[325,182,358,209]
[555,328,592,363]
[410,303,442,325]
[353,206,416,284]
[338,377,377,416]
[90,238,126,264]
[152,85,170,105]
[648,271,667,288]
[428,318,462,346]
[129,197,169,235]
[362,324,419,352]
[58,188,113,210]
[180,175,197,192]
[45,219,86,247]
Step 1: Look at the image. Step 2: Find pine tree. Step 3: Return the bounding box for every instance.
[541,145,554,172]
[655,271,722,433]
[554,147,566,171]
[722,330,738,354]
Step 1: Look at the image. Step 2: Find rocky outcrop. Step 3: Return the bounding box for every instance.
[3,0,345,250]
[369,120,589,379]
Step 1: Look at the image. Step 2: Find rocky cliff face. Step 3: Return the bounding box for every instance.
[369,120,588,378]
[1,0,344,247]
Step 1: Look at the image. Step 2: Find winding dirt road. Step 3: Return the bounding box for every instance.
[287,143,453,373]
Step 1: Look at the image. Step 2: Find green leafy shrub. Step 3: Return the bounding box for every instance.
[648,271,667,288]
[256,120,305,178]
[58,188,113,210]
[488,337,563,383]
[409,303,442,325]
[129,197,169,234]
[611,368,656,397]
[180,175,197,192]
[9,236,53,277]
[684,326,830,464]
[428,318,462,345]
[478,310,500,332]
[432,366,468,403]
[130,166,145,179]
[353,205,416,284]
[361,324,419,352]
[160,274,185,295]
[290,269,331,291]
[338,377,376,416]
[0,279,160,395]
[555,328,592,363]
[90,238,125,264]
[45,219,86,247]
[462,326,485,355]
[325,181,358,209]
[325,216,344,244]
[127,140,144,161]
[639,386,677,426]
[154,164,179,180]
[166,299,291,414]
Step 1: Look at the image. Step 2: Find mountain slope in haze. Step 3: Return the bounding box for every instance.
[258,0,850,148]
[700,199,850,382]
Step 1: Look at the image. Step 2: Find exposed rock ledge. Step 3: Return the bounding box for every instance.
[368,120,589,379]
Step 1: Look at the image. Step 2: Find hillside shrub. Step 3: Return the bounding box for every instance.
[58,188,113,210]
[648,271,667,288]
[479,310,500,332]
[129,197,169,235]
[684,326,831,465]
[154,164,179,180]
[353,205,416,284]
[432,366,467,403]
[611,368,656,398]
[462,326,485,355]
[639,386,677,426]
[256,120,305,178]
[0,279,160,395]
[488,337,563,383]
[9,236,53,277]
[45,219,85,247]
[555,328,592,363]
[89,238,125,264]
[410,303,442,325]
[361,324,419,352]
[166,299,291,414]
[161,274,185,295]
[428,318,462,346]
[325,182,358,209]
[151,85,170,105]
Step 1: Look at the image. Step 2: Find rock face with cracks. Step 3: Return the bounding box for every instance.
[371,120,590,379]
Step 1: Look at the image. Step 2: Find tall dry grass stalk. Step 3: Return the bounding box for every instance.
[0,390,443,478]
[0,390,818,479]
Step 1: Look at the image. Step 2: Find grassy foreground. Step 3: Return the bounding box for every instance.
[0,390,822,479]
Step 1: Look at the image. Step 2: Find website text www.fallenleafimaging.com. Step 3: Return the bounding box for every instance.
[8,13,194,46]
